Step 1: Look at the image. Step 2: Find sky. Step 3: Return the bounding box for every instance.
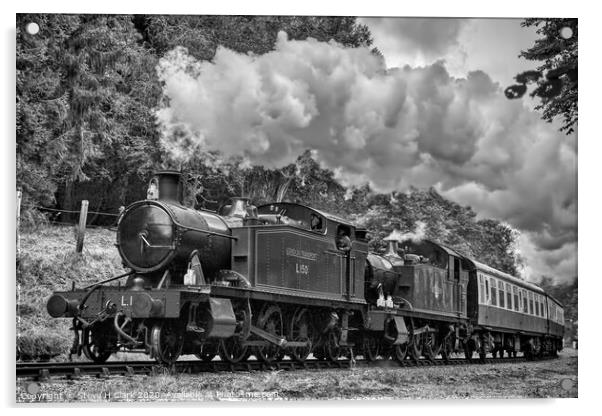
[155,18,577,284]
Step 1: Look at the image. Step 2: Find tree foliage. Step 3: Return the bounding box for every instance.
[356,188,522,276]
[505,18,578,134]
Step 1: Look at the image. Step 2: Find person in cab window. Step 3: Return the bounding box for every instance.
[310,214,323,231]
[336,228,352,252]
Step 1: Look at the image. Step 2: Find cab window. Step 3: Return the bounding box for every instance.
[335,225,352,252]
[309,213,324,232]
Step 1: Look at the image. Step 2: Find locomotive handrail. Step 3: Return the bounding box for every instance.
[172,218,238,240]
[139,233,175,249]
[82,270,135,290]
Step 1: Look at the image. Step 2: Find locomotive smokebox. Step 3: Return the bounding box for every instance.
[147,170,184,205]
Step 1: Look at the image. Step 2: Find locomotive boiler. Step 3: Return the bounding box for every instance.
[117,170,232,282]
[46,170,564,366]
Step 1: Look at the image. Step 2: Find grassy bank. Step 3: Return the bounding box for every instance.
[17,225,124,360]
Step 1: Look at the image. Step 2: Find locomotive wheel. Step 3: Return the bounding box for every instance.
[423,332,441,361]
[441,334,454,362]
[464,339,476,361]
[254,305,284,363]
[409,332,424,361]
[219,337,250,363]
[150,320,183,365]
[82,326,113,363]
[393,342,408,362]
[289,308,314,362]
[195,342,218,362]
[323,330,341,362]
[362,333,381,361]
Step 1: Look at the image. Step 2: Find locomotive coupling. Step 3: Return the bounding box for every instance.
[47,294,79,318]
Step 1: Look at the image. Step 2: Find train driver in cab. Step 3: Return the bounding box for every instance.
[310,213,323,231]
[336,227,352,252]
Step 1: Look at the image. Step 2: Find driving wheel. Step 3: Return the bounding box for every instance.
[82,325,113,363]
[150,320,183,365]
[254,305,285,363]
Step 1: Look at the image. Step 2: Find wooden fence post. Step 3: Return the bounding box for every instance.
[76,200,88,253]
[16,189,22,257]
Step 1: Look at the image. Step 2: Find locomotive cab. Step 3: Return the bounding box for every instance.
[385,238,469,318]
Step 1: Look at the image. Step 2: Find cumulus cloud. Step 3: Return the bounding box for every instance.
[360,17,468,65]
[155,32,577,283]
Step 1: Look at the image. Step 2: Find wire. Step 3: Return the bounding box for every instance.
[33,205,119,217]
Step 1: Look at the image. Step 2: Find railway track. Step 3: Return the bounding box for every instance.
[17,355,549,381]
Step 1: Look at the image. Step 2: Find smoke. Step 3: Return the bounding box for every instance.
[387,222,428,243]
[156,32,577,282]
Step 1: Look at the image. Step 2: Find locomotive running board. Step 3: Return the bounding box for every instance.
[248,325,309,348]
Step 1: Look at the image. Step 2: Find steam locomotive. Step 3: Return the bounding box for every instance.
[47,171,564,365]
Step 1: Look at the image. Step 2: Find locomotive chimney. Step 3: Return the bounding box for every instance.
[147,170,184,204]
[383,230,404,266]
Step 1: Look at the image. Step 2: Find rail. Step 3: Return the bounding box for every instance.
[16,355,557,381]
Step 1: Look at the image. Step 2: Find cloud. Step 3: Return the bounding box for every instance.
[360,17,468,65]
[155,32,577,283]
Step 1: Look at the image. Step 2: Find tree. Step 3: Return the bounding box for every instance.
[505,18,577,135]
[356,187,522,276]
[17,14,163,216]
[142,15,373,60]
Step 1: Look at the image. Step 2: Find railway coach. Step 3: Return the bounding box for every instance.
[463,259,564,359]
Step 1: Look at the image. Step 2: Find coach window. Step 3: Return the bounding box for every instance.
[485,277,490,305]
[498,280,505,308]
[560,309,564,325]
[479,275,485,304]
[535,296,540,316]
[529,292,534,315]
[506,283,512,310]
[513,286,519,311]
[522,290,529,313]
[491,278,498,306]
[488,278,495,306]
[542,300,547,318]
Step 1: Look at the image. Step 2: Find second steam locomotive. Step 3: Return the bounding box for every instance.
[47,171,564,365]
